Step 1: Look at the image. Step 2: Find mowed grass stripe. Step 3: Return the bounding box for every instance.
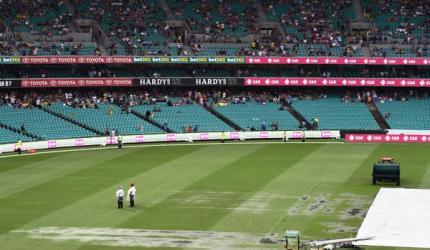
[268,144,379,240]
[346,144,430,189]
[210,144,379,236]
[1,145,263,250]
[118,144,320,232]
[0,154,61,174]
[419,161,430,188]
[0,146,199,237]
[0,150,136,199]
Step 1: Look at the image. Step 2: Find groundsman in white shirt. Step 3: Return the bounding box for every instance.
[116,186,124,209]
[127,184,136,207]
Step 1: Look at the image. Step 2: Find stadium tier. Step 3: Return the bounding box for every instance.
[214,101,299,131]
[0,0,430,56]
[0,105,96,140]
[2,89,430,144]
[291,97,380,130]
[48,103,163,135]
[376,99,430,130]
[0,126,31,144]
[132,101,233,133]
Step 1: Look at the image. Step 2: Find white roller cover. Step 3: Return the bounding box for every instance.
[357,188,430,248]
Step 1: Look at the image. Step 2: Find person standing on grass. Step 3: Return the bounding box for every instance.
[15,140,23,155]
[220,131,226,143]
[116,186,124,209]
[117,134,123,149]
[127,184,136,207]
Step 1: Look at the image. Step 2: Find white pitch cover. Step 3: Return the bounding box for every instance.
[357,188,430,248]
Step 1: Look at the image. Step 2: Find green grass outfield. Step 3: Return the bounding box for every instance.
[0,142,429,250]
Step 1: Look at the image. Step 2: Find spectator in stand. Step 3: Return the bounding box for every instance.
[0,43,15,56]
[1,0,73,35]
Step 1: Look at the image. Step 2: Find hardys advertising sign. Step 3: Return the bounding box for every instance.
[133,78,243,86]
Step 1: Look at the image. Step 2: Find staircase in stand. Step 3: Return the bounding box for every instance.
[131,110,174,133]
[200,104,242,131]
[285,106,312,130]
[39,107,104,135]
[0,121,42,140]
[366,102,391,130]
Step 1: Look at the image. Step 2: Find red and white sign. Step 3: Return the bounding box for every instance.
[21,78,133,87]
[245,57,430,66]
[345,134,430,143]
[244,77,430,87]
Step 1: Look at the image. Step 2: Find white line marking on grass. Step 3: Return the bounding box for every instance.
[13,227,278,250]
[0,140,343,159]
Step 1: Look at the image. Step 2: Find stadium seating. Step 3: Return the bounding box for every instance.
[297,44,362,57]
[214,101,299,130]
[0,127,32,144]
[132,101,232,132]
[0,106,96,140]
[48,103,163,135]
[192,46,245,56]
[1,0,73,35]
[0,42,15,56]
[376,99,430,130]
[74,0,170,55]
[291,97,380,130]
[263,0,355,44]
[17,43,99,56]
[2,0,430,57]
[361,0,430,39]
[167,0,258,40]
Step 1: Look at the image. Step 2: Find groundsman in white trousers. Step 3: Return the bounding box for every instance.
[116,186,124,208]
[127,184,136,207]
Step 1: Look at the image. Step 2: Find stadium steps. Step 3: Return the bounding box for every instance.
[285,106,312,130]
[63,0,75,17]
[0,121,42,141]
[256,1,268,21]
[160,0,175,19]
[39,106,105,136]
[361,47,371,57]
[366,102,390,130]
[130,110,174,133]
[200,104,242,131]
[353,0,367,21]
